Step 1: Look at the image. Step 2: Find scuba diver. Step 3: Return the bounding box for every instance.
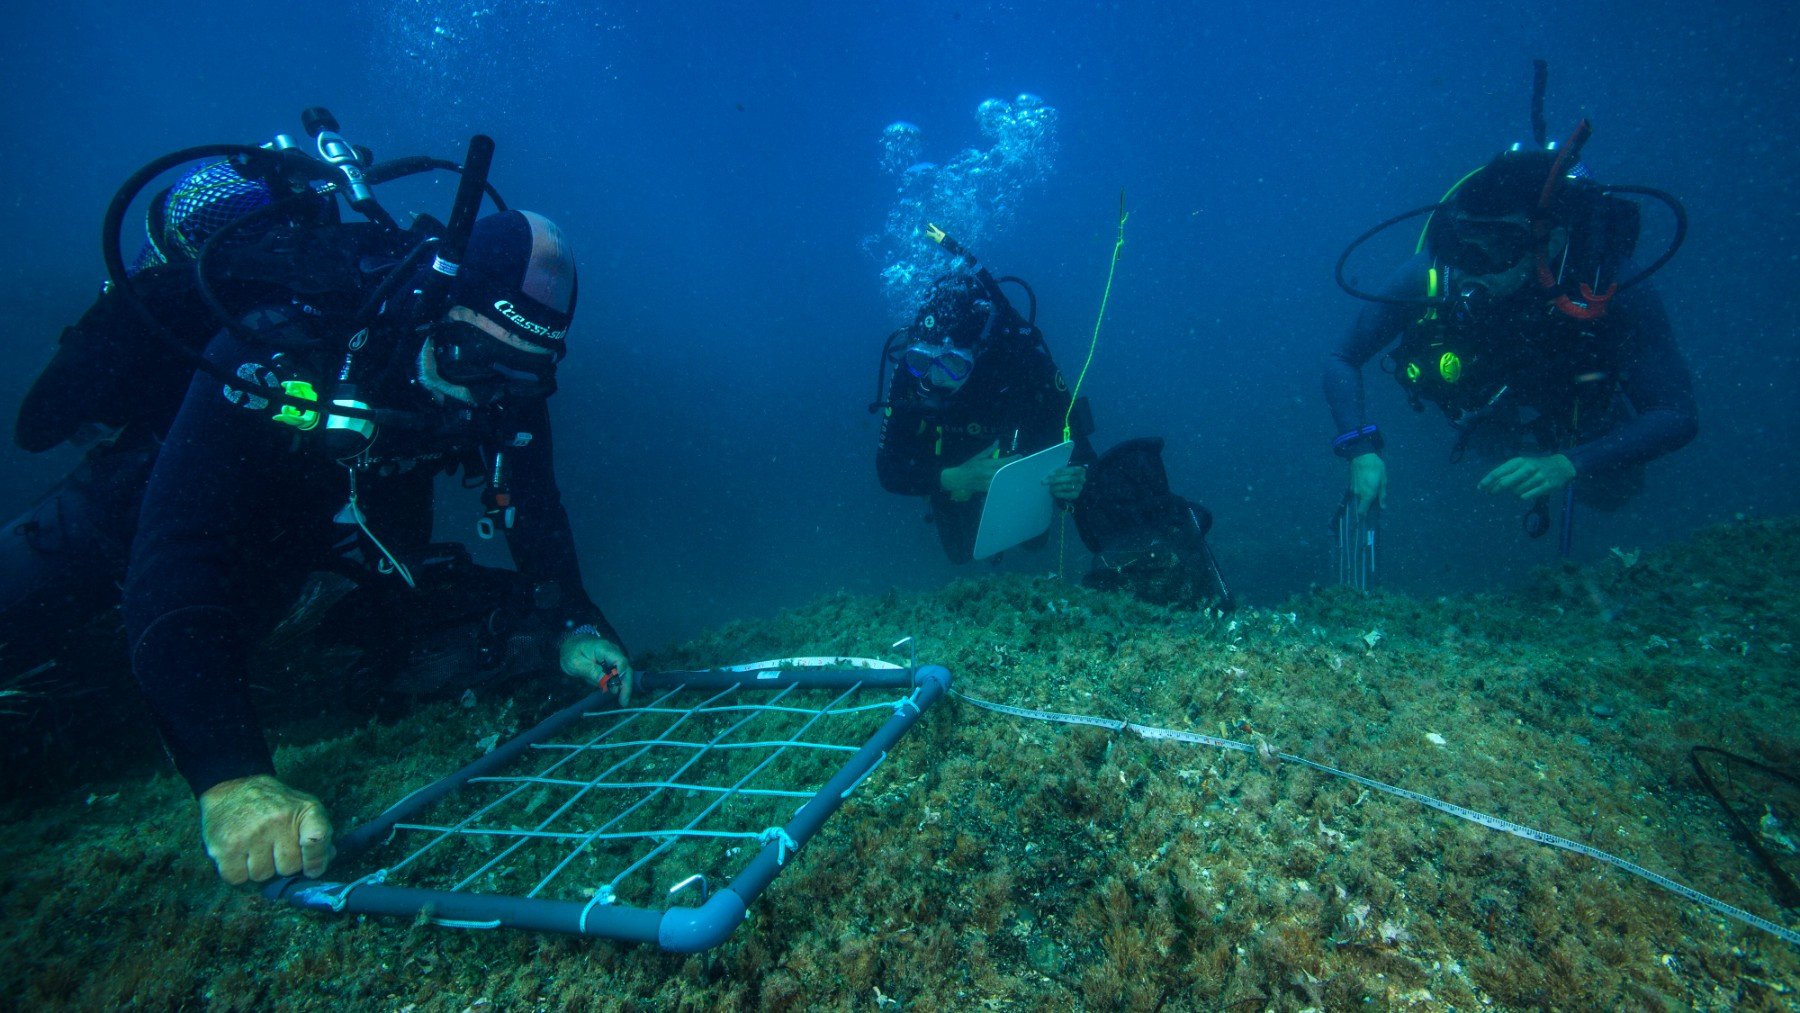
[1327,74,1696,554]
[872,228,1231,608]
[7,110,631,885]
[872,228,1095,564]
[5,130,563,698]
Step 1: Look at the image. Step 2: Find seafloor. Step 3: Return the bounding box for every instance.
[2,517,1797,1010]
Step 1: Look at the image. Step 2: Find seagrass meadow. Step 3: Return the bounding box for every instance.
[2,518,1797,1010]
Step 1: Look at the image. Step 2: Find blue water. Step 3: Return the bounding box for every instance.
[1,1,1794,650]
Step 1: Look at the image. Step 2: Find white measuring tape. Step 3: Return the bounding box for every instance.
[954,689,1800,948]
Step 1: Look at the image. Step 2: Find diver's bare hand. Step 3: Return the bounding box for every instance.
[561,631,634,706]
[198,775,333,885]
[1044,464,1087,502]
[1348,453,1387,517]
[1478,454,1575,500]
[939,442,1014,500]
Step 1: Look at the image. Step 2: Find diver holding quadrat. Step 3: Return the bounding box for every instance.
[5,110,631,885]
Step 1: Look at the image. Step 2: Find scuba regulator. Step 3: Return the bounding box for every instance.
[102,109,552,564]
[102,107,508,461]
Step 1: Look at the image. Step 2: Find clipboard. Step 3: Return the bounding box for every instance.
[971,440,1074,560]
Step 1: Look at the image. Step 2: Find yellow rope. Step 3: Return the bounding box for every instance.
[1064,189,1128,442]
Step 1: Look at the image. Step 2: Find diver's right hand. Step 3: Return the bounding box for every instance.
[1348,453,1387,517]
[939,442,1014,501]
[198,774,334,885]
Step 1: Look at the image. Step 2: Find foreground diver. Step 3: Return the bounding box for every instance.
[5,147,579,699]
[872,232,1095,563]
[23,115,631,885]
[1326,126,1697,544]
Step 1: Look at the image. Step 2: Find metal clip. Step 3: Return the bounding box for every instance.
[668,874,709,903]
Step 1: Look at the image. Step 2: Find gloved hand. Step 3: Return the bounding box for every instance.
[1044,464,1087,502]
[939,442,1014,501]
[198,774,334,885]
[1478,454,1576,500]
[561,630,633,706]
[1348,453,1387,517]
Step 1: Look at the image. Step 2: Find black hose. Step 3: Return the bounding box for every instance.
[354,236,439,323]
[996,275,1036,327]
[1603,184,1688,291]
[868,328,906,412]
[96,135,510,430]
[365,156,508,211]
[97,146,365,421]
[101,143,275,292]
[1333,203,1447,306]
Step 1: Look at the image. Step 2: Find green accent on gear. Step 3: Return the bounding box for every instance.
[1415,165,1487,254]
[273,379,321,430]
[1438,351,1463,383]
[1064,189,1128,443]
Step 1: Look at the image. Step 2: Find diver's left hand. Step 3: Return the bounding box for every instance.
[560,632,634,706]
[1478,454,1576,500]
[1044,464,1087,502]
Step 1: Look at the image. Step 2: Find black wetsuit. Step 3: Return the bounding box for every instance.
[876,334,1094,562]
[2,266,215,670]
[121,305,619,795]
[1323,253,1697,505]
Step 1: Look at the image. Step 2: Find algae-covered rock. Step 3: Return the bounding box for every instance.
[2,517,1798,1010]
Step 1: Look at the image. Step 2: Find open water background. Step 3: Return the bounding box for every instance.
[1,1,1794,650]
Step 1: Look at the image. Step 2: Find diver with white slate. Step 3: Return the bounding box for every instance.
[871,227,1094,563]
[872,227,1231,609]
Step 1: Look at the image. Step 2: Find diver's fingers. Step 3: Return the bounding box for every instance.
[274,828,304,878]
[298,806,333,878]
[1520,471,1558,500]
[213,845,250,886]
[1480,459,1525,494]
[246,843,277,884]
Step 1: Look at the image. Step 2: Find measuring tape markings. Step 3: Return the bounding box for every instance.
[952,688,1800,948]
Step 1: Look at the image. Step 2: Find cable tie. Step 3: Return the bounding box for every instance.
[758,827,799,865]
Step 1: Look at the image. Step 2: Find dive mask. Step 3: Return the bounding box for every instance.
[1440,216,1534,276]
[903,339,976,395]
[422,308,562,405]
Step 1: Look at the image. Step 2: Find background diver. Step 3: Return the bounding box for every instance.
[7,112,631,886]
[1326,114,1697,548]
[873,229,1230,608]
